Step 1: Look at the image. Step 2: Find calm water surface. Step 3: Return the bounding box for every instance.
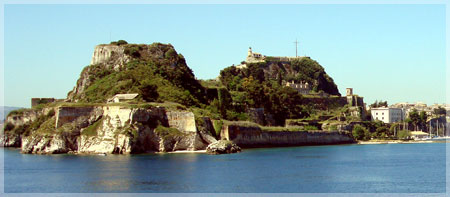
[3,143,447,193]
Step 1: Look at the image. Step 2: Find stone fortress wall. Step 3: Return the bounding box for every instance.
[220,124,355,148]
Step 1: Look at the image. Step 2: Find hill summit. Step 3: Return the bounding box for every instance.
[221,47,340,96]
[67,41,206,106]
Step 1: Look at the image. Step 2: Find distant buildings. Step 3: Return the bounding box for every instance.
[285,81,311,95]
[390,102,447,117]
[346,88,364,107]
[345,88,366,119]
[244,47,309,64]
[370,107,404,123]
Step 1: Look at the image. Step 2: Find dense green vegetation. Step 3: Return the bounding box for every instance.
[352,125,370,140]
[4,109,55,137]
[71,43,206,106]
[215,74,311,125]
[110,40,128,45]
[405,109,428,131]
[220,58,339,95]
[216,57,344,125]
[397,130,411,139]
[33,117,56,136]
[212,120,223,137]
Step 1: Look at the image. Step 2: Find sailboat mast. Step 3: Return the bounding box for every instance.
[429,120,431,138]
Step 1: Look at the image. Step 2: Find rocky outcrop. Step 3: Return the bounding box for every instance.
[1,108,54,147]
[6,110,40,127]
[22,134,76,154]
[1,134,21,147]
[67,44,131,102]
[90,44,130,70]
[221,124,355,148]
[17,106,215,154]
[206,140,241,155]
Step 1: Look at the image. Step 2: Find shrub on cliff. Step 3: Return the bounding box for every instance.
[154,125,185,140]
[212,120,223,138]
[110,40,128,45]
[81,117,104,136]
[124,45,141,58]
[164,48,177,59]
[139,79,159,102]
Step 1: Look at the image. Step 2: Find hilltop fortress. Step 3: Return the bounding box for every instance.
[2,42,360,155]
[246,47,309,63]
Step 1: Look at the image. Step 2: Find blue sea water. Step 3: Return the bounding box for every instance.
[2,143,447,193]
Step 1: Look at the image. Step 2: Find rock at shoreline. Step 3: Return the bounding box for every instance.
[206,140,241,155]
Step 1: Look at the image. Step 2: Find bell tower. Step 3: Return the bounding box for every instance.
[346,88,353,96]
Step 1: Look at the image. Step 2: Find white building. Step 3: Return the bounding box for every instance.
[107,93,139,103]
[371,107,404,123]
[410,131,429,140]
[285,81,311,95]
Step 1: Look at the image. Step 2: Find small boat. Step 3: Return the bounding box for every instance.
[98,153,107,156]
[431,136,450,141]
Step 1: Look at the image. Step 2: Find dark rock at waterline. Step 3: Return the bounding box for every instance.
[206,140,241,155]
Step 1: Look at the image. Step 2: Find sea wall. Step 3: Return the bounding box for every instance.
[55,106,101,128]
[221,124,354,148]
[166,111,197,133]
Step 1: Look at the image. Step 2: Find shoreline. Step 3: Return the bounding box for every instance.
[166,150,207,154]
[358,140,436,144]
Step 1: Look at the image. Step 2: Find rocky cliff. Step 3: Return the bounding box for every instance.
[67,42,206,105]
[220,124,355,148]
[3,105,216,154]
[90,44,131,69]
[1,108,54,147]
[66,44,132,102]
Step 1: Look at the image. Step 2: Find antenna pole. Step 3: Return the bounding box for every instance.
[294,39,299,57]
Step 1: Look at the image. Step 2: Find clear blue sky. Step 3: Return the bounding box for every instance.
[3,4,446,108]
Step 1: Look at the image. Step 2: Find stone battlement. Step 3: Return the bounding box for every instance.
[246,47,309,63]
[31,98,56,107]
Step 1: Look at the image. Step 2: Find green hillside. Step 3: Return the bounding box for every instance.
[68,42,206,106]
